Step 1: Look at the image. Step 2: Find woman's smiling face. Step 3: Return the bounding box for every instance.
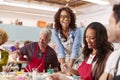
[85,28,96,49]
[60,10,71,30]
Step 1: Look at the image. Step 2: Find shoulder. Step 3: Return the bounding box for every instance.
[109,49,120,60]
[25,42,37,47]
[30,42,37,46]
[105,49,120,73]
[52,29,59,34]
[1,50,8,56]
[75,27,81,31]
[71,27,81,34]
[20,42,37,50]
[10,46,14,48]
[105,50,113,59]
[47,46,56,55]
[70,28,81,36]
[106,49,120,65]
[47,46,56,52]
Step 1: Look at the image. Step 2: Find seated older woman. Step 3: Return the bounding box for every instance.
[49,22,114,80]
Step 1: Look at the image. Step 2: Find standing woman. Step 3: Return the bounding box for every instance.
[53,7,82,67]
[0,29,9,72]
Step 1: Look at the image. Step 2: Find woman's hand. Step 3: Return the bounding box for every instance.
[60,63,72,75]
[49,73,71,80]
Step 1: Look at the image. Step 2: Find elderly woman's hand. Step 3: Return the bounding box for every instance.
[49,73,71,80]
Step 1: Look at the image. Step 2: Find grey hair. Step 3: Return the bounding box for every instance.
[15,40,20,44]
[39,29,52,40]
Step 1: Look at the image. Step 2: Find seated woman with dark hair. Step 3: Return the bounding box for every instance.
[50,22,114,80]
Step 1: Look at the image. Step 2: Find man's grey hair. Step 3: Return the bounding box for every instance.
[39,29,52,40]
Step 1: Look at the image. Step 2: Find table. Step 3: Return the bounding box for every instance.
[0,72,49,80]
[0,72,74,80]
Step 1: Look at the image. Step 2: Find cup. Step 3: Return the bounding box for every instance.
[73,75,81,80]
[47,69,54,74]
[2,66,11,74]
[32,73,43,80]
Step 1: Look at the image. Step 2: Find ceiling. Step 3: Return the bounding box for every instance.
[0,0,102,16]
[1,0,119,27]
[0,0,118,18]
[12,0,92,8]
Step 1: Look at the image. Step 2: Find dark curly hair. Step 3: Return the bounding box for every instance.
[0,29,8,45]
[82,22,114,63]
[54,7,76,32]
[113,3,120,23]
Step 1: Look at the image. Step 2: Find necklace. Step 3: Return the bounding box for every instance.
[37,49,43,59]
[87,54,96,64]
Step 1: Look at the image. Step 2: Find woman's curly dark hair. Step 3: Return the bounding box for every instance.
[54,7,76,32]
[82,22,114,63]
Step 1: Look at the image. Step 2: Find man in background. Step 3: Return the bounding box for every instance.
[99,3,120,80]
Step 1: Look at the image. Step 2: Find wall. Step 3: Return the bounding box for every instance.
[0,24,40,41]
[76,5,112,27]
[0,4,113,28]
[0,24,54,49]
[0,10,54,27]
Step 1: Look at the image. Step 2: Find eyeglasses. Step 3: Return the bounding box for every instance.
[60,15,70,19]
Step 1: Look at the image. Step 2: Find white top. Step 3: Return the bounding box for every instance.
[87,54,96,64]
[59,33,74,55]
[104,43,120,76]
[87,54,96,70]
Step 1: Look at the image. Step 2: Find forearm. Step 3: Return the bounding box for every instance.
[69,68,79,76]
[59,58,65,64]
[70,59,75,67]
[99,72,113,80]
[59,58,75,67]
[49,73,72,80]
[99,72,108,80]
[17,60,27,64]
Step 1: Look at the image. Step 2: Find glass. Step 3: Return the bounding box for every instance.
[32,69,43,80]
[32,68,38,76]
[60,15,70,19]
[32,68,40,80]
[2,65,11,75]
[32,68,38,72]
